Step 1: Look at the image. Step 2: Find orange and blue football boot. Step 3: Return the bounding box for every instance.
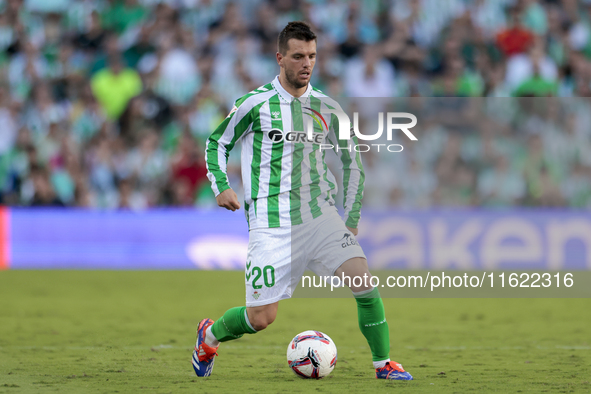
[192,318,218,377]
[376,361,413,380]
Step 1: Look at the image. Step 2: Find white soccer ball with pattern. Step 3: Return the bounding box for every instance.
[286,330,337,379]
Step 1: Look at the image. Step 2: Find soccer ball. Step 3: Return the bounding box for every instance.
[286,330,337,379]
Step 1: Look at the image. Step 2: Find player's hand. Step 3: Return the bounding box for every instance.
[216,189,241,211]
[347,226,358,236]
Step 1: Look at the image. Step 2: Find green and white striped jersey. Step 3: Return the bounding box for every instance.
[206,76,364,230]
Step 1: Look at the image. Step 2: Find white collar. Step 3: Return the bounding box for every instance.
[272,75,313,103]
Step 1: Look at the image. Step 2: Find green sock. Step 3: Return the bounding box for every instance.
[210,306,257,343]
[354,288,390,362]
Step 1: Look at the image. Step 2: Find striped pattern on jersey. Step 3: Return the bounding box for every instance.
[205,77,364,230]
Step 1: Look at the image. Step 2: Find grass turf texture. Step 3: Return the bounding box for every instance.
[0,271,590,393]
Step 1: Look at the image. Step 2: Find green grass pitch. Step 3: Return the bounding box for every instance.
[1,271,590,393]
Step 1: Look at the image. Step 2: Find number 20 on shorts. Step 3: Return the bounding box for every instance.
[246,261,275,289]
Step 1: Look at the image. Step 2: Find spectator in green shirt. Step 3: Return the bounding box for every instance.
[101,0,147,34]
[90,55,142,120]
[513,63,558,96]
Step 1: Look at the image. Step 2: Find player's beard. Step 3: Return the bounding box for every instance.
[285,68,309,90]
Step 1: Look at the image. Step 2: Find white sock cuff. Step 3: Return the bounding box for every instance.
[352,287,377,297]
[204,325,220,347]
[373,359,390,369]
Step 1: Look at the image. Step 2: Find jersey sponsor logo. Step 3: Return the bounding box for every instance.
[267,129,324,144]
[268,129,284,142]
[340,233,358,248]
[272,111,281,120]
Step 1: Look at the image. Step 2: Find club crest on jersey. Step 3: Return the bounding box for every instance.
[253,291,261,300]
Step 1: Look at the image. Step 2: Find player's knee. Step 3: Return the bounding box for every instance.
[251,316,275,331]
[248,307,277,331]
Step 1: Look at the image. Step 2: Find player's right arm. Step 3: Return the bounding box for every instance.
[205,100,254,211]
[215,189,241,211]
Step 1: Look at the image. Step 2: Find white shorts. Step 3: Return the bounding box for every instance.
[244,209,366,307]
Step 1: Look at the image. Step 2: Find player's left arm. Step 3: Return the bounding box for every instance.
[327,111,365,234]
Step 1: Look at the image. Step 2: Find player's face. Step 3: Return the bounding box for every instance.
[279,39,317,90]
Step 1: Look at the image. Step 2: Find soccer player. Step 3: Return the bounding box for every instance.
[194,21,413,381]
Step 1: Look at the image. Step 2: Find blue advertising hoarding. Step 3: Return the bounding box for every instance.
[2,208,590,270]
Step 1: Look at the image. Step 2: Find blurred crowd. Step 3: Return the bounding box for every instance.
[0,0,591,209]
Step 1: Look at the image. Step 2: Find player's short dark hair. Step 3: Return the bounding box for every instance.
[277,21,317,54]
